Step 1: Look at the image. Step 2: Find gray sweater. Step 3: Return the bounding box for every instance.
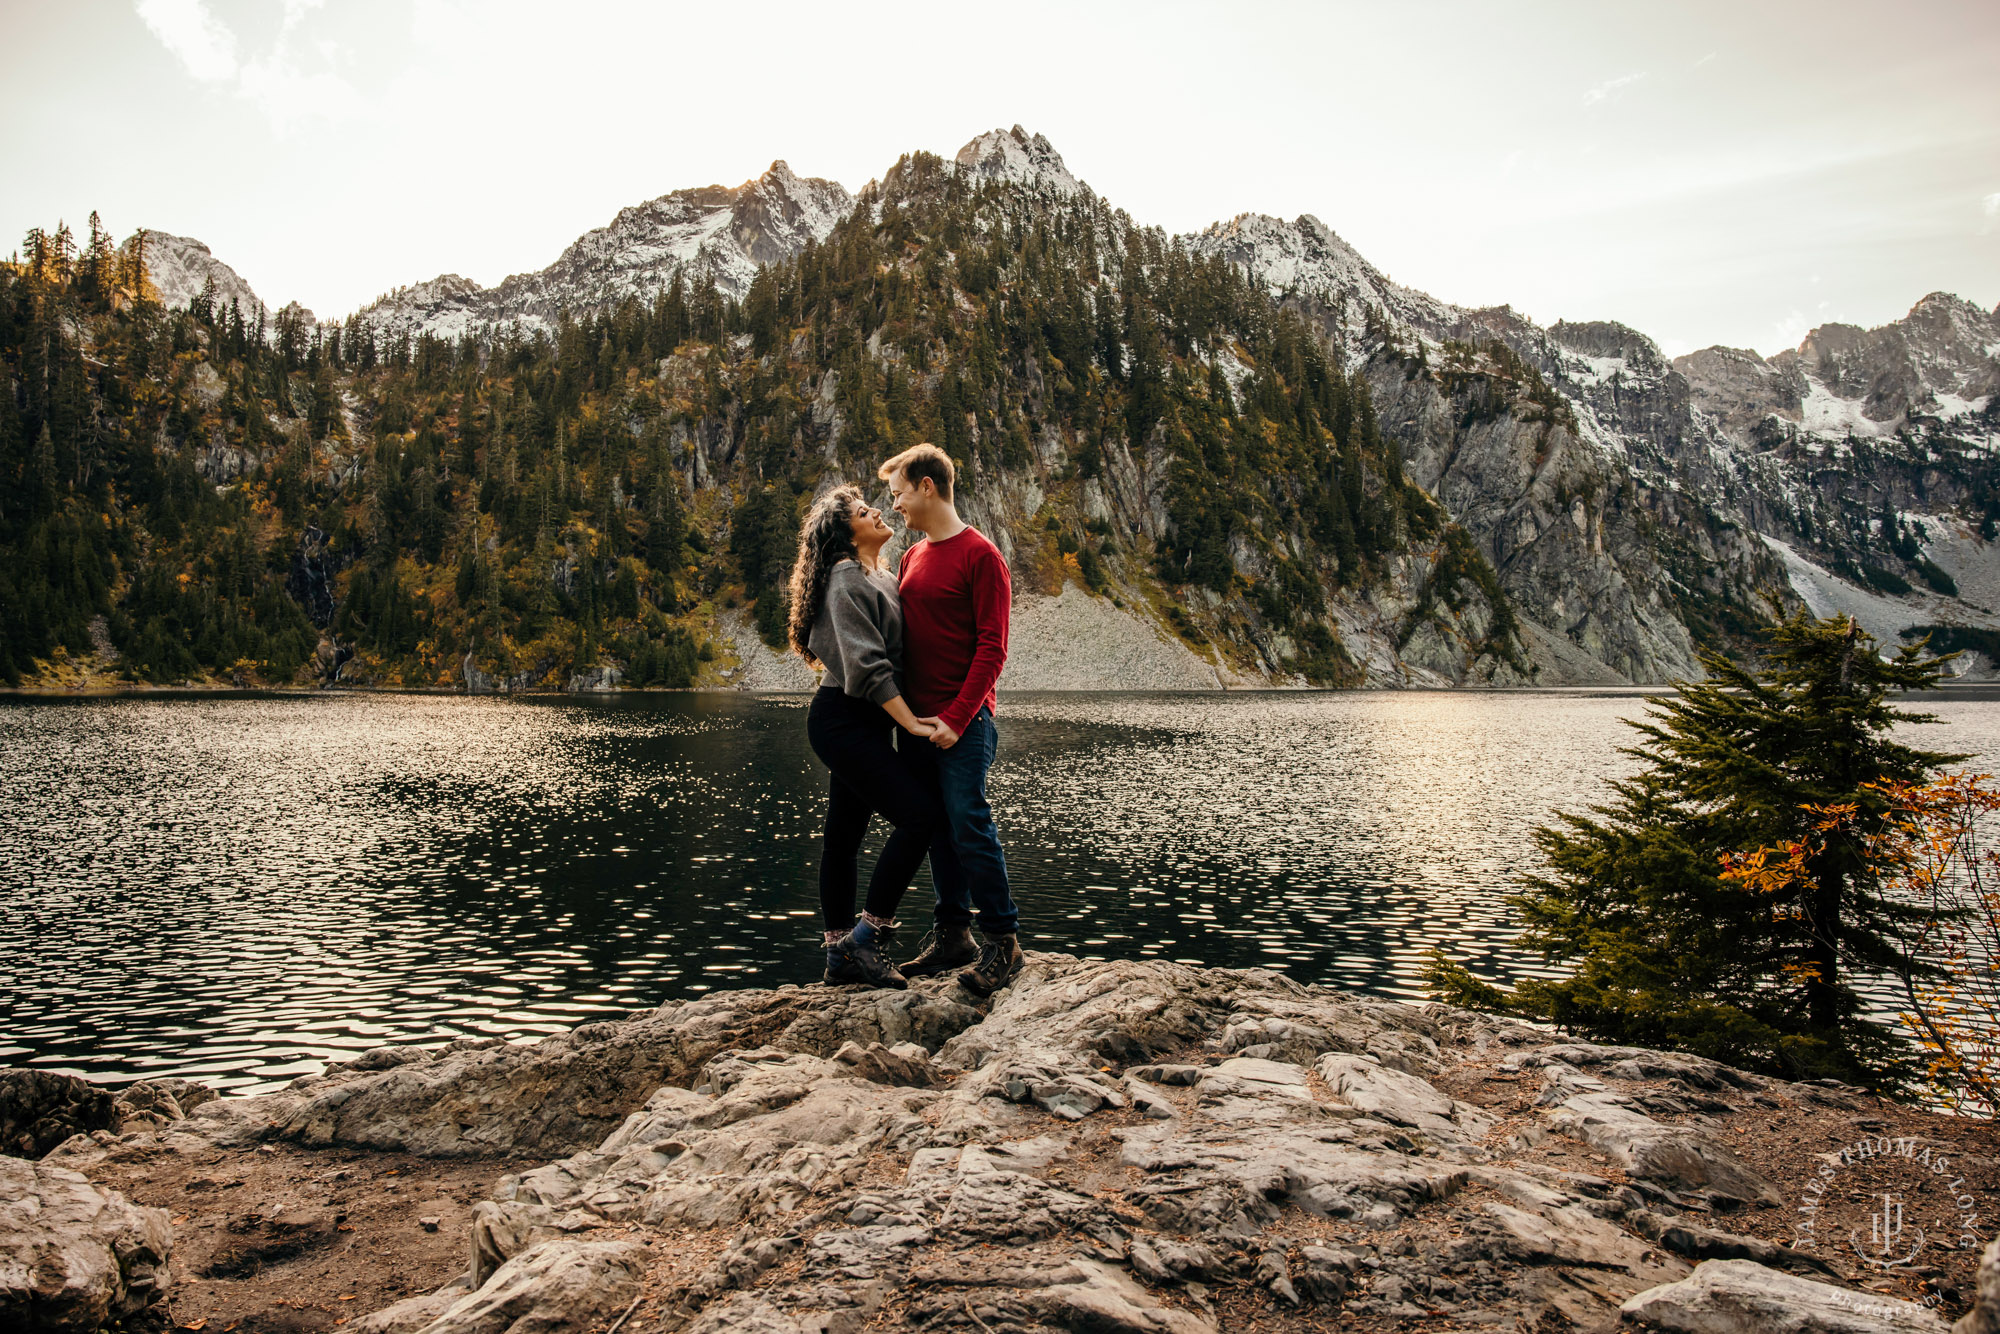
[808,560,904,706]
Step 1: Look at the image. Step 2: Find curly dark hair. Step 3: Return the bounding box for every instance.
[786,484,865,666]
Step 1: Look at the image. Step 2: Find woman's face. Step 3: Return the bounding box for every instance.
[848,501,892,547]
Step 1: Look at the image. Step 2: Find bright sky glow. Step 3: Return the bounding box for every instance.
[6,0,1997,358]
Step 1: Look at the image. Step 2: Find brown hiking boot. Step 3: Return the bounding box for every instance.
[957,933,1023,997]
[900,923,978,979]
[826,929,907,990]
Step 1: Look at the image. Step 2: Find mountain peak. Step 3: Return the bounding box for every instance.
[751,159,808,192]
[134,230,271,320]
[953,126,1083,198]
[1190,212,1387,310]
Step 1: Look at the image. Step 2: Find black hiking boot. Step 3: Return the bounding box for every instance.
[957,932,1024,997]
[826,929,908,990]
[900,923,979,979]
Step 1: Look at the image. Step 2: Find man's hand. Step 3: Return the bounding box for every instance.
[919,717,961,749]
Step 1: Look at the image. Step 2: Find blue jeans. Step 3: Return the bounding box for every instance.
[901,707,1018,936]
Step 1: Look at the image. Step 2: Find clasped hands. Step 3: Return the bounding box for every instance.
[905,716,961,749]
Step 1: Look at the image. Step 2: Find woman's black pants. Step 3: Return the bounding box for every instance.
[806,687,943,933]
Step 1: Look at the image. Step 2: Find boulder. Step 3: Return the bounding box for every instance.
[1191,1056,1322,1125]
[1619,1259,1948,1333]
[1553,1093,1782,1206]
[1480,1198,1657,1271]
[1315,1051,1491,1140]
[1626,1208,1837,1275]
[352,1277,473,1334]
[0,1071,116,1159]
[1958,1235,2000,1334]
[1038,1258,1217,1334]
[902,1254,1215,1334]
[414,1238,642,1334]
[1127,1064,1203,1086]
[111,1077,218,1131]
[270,982,980,1158]
[685,1294,817,1333]
[494,1048,938,1232]
[0,1155,172,1332]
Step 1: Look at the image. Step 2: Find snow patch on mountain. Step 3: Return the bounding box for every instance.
[1763,535,1997,668]
[953,126,1083,199]
[1799,378,1891,438]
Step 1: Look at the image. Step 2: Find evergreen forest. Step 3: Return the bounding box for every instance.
[0,154,1505,691]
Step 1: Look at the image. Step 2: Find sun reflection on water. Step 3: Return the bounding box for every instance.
[5,688,1997,1094]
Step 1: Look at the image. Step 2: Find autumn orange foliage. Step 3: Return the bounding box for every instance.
[1722,774,2000,1117]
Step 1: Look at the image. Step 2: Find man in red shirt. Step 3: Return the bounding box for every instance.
[878,443,1022,995]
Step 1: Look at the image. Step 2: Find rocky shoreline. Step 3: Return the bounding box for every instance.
[5,956,1998,1333]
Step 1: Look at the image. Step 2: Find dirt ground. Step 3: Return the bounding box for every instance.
[83,1141,534,1333]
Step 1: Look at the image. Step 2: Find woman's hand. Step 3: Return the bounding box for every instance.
[882,695,933,737]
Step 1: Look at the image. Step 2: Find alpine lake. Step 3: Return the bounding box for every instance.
[7,686,2000,1094]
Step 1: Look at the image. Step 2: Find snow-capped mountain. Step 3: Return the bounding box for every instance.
[351,131,1099,343]
[953,126,1084,199]
[351,161,851,342]
[125,126,2000,680]
[1186,209,2000,676]
[138,232,271,322]
[1676,293,2000,448]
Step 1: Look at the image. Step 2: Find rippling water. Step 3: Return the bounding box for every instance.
[6,688,1999,1093]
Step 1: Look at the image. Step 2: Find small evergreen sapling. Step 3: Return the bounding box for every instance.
[1428,609,1961,1092]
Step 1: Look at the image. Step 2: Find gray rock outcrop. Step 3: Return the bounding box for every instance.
[1619,1258,1950,1332]
[416,1239,641,1334]
[0,1070,116,1159]
[46,956,1977,1333]
[1958,1236,2000,1334]
[0,1155,172,1332]
[254,984,979,1158]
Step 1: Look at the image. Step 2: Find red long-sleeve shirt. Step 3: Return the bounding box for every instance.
[897,526,1010,735]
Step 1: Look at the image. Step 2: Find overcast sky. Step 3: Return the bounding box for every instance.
[8,1,1997,357]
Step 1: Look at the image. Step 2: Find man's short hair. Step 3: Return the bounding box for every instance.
[878,443,955,502]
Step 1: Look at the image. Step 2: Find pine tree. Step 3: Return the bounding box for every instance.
[745,267,779,358]
[1429,609,1961,1090]
[730,483,797,648]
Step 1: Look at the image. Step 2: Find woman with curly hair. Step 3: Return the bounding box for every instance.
[788,483,942,989]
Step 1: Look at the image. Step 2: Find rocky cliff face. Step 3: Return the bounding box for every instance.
[1182,216,1721,681]
[1663,294,2000,660]
[1187,210,2000,677]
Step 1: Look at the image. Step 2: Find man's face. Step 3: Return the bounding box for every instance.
[887,471,925,526]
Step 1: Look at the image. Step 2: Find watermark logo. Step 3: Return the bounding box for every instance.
[1851,1192,1923,1268]
[1791,1134,1984,1306]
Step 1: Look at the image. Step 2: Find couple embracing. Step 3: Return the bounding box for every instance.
[785,443,1024,996]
